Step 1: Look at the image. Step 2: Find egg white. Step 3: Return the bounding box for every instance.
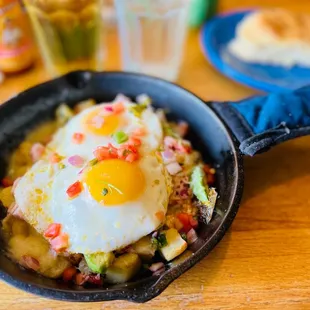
[14,98,170,254]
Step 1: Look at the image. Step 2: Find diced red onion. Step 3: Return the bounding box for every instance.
[161,150,176,164]
[20,255,40,271]
[11,177,21,194]
[187,228,198,245]
[30,143,45,162]
[149,262,165,272]
[166,162,182,175]
[152,266,165,276]
[151,231,158,238]
[164,136,177,149]
[87,274,103,285]
[104,105,114,112]
[8,203,24,218]
[68,155,85,167]
[176,121,189,137]
[180,188,189,199]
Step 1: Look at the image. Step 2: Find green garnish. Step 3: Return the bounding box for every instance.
[154,179,160,185]
[58,163,66,169]
[151,233,168,249]
[89,158,98,166]
[113,131,128,144]
[102,188,108,196]
[129,96,151,117]
[162,122,177,138]
[181,233,187,241]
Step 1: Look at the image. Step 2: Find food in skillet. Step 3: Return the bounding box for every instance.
[0,95,217,285]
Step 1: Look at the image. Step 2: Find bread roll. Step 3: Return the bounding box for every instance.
[227,9,310,67]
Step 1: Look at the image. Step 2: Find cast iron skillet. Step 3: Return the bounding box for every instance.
[0,71,308,303]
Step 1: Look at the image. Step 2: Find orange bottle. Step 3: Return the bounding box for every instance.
[0,0,35,73]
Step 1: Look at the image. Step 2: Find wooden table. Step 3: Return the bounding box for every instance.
[1,1,310,309]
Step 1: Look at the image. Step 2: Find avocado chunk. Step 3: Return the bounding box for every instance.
[190,165,209,203]
[190,165,218,224]
[84,252,115,274]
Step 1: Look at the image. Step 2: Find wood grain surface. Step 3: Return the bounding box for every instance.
[0,1,310,309]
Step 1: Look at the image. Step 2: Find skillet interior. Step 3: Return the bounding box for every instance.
[0,71,243,302]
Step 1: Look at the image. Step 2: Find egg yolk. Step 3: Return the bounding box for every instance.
[83,159,146,206]
[83,109,121,135]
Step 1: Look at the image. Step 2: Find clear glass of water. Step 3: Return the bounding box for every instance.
[114,0,191,81]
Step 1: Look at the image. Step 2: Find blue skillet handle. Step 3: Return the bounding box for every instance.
[211,86,310,156]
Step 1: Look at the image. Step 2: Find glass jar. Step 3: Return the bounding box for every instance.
[0,0,35,73]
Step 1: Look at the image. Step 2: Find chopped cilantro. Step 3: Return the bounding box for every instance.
[102,188,108,196]
[89,158,98,166]
[152,233,168,249]
[58,163,66,169]
[181,233,187,241]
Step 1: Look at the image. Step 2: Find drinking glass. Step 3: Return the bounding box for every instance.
[114,0,191,81]
[23,0,105,76]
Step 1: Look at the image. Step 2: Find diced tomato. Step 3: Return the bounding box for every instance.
[87,274,103,286]
[93,144,118,161]
[1,177,13,187]
[127,137,141,147]
[63,266,77,282]
[93,146,110,161]
[107,143,118,158]
[113,102,125,114]
[50,233,69,252]
[207,173,215,185]
[66,181,83,198]
[203,164,211,174]
[72,132,85,144]
[126,152,139,163]
[177,213,199,232]
[49,152,62,163]
[44,223,61,239]
[189,216,199,229]
[75,273,89,286]
[176,213,192,233]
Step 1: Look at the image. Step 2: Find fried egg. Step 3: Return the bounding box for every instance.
[14,96,171,254]
[49,95,163,157]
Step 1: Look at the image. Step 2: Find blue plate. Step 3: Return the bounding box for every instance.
[200,10,310,92]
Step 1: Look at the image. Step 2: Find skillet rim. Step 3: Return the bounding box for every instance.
[0,71,244,302]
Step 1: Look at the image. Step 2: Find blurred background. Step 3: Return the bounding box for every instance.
[0,0,309,102]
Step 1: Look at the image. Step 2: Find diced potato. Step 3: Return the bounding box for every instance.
[26,121,57,144]
[11,217,29,236]
[159,228,187,261]
[132,236,156,261]
[105,253,141,284]
[3,215,71,278]
[74,99,96,114]
[0,187,14,207]
[55,104,74,126]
